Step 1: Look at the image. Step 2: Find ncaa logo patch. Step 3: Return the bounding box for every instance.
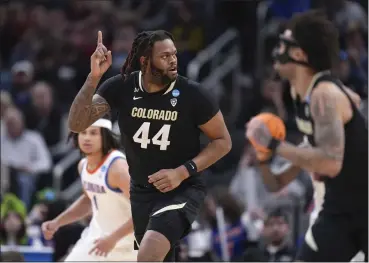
[172,89,180,97]
[101,166,106,172]
[170,98,177,107]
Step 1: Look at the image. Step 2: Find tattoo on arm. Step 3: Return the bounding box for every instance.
[310,90,345,162]
[276,90,344,176]
[68,75,110,132]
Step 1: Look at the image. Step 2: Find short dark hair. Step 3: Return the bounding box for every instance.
[265,207,289,224]
[288,10,340,72]
[121,30,174,79]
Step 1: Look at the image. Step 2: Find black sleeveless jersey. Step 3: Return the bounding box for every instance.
[96,71,219,190]
[293,72,368,214]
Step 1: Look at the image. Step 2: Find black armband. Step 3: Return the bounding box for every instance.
[258,139,281,165]
[258,157,273,165]
[268,138,281,153]
[184,160,198,177]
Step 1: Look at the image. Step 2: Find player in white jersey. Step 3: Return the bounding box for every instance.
[41,118,137,261]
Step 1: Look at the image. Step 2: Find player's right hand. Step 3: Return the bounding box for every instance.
[41,220,59,240]
[90,30,112,79]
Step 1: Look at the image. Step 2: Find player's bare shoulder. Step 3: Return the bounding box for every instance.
[78,158,86,174]
[311,81,353,124]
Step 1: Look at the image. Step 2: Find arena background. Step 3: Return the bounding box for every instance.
[0,0,367,261]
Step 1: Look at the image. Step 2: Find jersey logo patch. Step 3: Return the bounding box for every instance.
[134,88,139,93]
[101,166,107,173]
[172,89,180,97]
[170,98,177,107]
[83,181,106,194]
[133,96,143,100]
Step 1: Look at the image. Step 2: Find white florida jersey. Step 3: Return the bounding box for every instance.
[80,150,134,249]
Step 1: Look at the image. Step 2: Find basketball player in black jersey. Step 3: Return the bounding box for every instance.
[246,10,368,262]
[67,30,232,261]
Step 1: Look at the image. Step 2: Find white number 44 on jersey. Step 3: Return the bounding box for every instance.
[133,122,171,151]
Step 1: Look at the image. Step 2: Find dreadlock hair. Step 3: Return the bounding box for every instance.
[68,115,122,156]
[288,10,340,72]
[121,30,174,79]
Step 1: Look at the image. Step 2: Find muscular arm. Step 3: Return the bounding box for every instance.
[276,85,345,177]
[259,164,301,192]
[54,160,92,227]
[177,111,232,178]
[107,158,134,242]
[68,75,110,133]
[344,86,361,108]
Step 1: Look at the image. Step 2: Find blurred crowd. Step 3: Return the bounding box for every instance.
[0,0,367,261]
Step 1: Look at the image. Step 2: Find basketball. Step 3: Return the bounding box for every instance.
[249,113,286,153]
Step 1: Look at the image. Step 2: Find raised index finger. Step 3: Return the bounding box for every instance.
[97,30,103,45]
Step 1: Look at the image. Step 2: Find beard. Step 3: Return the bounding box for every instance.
[150,61,174,86]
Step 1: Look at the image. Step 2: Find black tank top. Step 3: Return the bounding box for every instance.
[293,72,368,214]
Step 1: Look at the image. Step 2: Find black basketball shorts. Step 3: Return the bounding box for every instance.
[297,212,368,262]
[131,185,206,253]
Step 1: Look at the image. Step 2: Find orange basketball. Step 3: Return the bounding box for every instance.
[249,113,286,153]
[255,113,286,140]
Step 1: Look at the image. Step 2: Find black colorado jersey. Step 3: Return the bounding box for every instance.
[293,72,368,214]
[96,71,219,188]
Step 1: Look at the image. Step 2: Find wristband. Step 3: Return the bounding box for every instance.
[258,156,273,165]
[258,139,280,165]
[184,160,198,177]
[268,138,281,153]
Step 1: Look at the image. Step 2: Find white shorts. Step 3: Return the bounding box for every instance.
[65,237,137,262]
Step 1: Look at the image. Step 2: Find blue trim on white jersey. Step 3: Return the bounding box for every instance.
[104,156,124,193]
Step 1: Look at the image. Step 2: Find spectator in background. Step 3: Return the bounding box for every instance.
[336,49,366,97]
[260,68,288,121]
[0,193,27,220]
[53,43,90,109]
[180,219,213,262]
[343,23,368,97]
[0,211,29,246]
[0,251,25,262]
[27,188,57,227]
[204,188,248,261]
[320,0,368,31]
[26,189,57,248]
[110,22,137,76]
[1,164,10,197]
[33,44,60,88]
[337,50,351,84]
[244,208,295,262]
[0,90,13,119]
[1,107,52,208]
[1,90,14,147]
[10,60,34,106]
[166,1,205,73]
[20,81,63,148]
